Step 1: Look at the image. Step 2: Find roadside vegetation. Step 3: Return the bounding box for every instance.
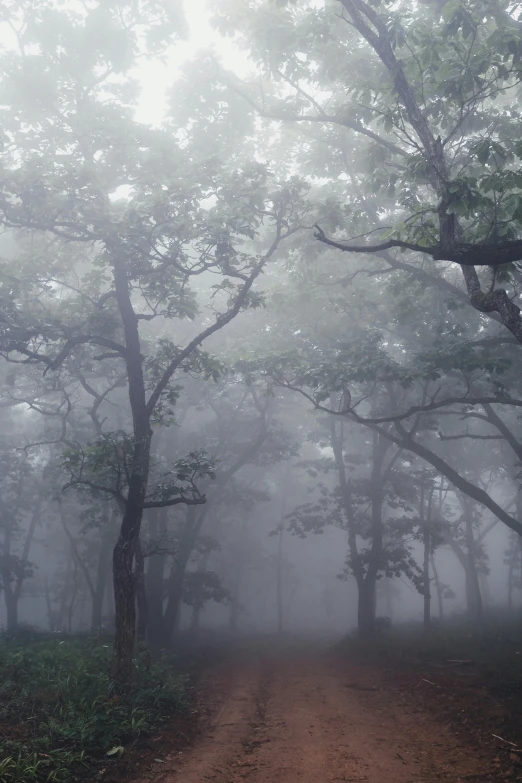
[345,612,522,760]
[0,629,187,783]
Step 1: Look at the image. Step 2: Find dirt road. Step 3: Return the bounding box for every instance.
[134,644,496,783]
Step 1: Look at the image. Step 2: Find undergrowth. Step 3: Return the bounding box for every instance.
[0,628,188,783]
[344,611,522,698]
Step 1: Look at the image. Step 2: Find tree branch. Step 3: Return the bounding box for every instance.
[225,77,406,157]
[146,227,284,417]
[142,496,206,508]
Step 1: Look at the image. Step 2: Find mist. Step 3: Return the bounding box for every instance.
[1,0,522,781]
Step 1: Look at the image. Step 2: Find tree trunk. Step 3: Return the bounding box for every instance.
[162,506,203,644]
[358,579,377,638]
[105,555,115,624]
[228,559,244,634]
[68,560,79,633]
[0,529,16,631]
[465,567,483,621]
[276,523,284,635]
[57,549,74,632]
[463,501,483,623]
[508,551,515,611]
[110,251,153,689]
[111,522,140,686]
[443,513,482,624]
[430,552,444,621]
[146,509,167,653]
[358,432,387,639]
[162,551,189,643]
[478,570,491,608]
[423,522,431,632]
[91,506,116,631]
[135,538,148,653]
[189,545,213,634]
[44,578,55,632]
[109,423,151,688]
[383,578,394,620]
[1,501,42,631]
[78,595,87,631]
[4,591,18,631]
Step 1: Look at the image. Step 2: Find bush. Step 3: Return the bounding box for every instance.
[0,631,188,783]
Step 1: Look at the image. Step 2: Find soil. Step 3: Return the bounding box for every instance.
[115,638,514,783]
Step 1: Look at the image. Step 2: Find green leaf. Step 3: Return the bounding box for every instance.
[107,746,124,757]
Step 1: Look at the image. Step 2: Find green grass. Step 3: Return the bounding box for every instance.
[0,628,188,783]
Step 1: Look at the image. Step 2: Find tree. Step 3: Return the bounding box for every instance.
[286,410,422,636]
[176,0,522,545]
[211,0,522,341]
[0,0,307,686]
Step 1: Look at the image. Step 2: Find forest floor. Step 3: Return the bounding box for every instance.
[115,634,522,783]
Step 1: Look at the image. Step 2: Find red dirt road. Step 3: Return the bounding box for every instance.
[134,645,497,783]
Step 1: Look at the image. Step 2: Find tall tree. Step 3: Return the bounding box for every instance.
[0,0,307,685]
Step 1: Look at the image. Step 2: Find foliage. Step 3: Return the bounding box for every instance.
[182,570,230,609]
[0,631,187,783]
[61,434,216,506]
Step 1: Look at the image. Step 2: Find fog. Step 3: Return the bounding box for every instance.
[1,0,522,686]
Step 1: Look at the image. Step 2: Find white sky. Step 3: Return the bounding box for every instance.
[0,0,251,127]
[135,0,251,126]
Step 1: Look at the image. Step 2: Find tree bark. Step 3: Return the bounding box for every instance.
[110,251,152,689]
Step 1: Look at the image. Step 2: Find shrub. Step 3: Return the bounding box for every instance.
[0,631,188,783]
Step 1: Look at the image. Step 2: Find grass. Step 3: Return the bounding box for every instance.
[0,627,188,783]
[344,610,522,699]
